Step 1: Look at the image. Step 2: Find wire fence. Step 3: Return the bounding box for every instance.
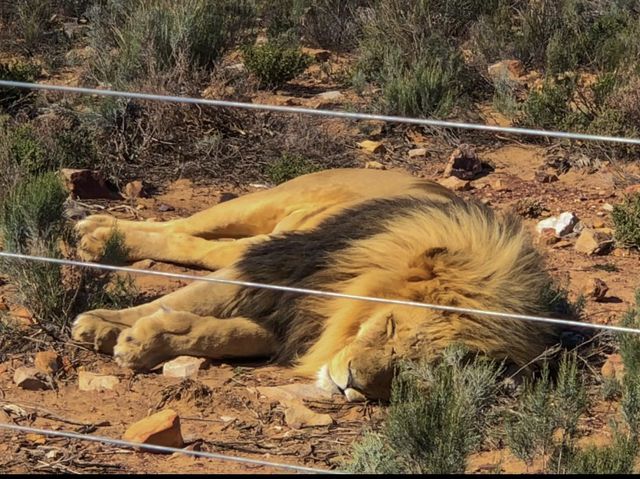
[0,423,342,474]
[2,80,640,145]
[0,251,638,336]
[0,79,638,471]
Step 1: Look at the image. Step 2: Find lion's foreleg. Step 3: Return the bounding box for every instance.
[112,310,278,370]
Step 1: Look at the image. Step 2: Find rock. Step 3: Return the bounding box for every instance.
[490,178,511,192]
[592,219,606,229]
[601,353,624,382]
[487,59,525,82]
[365,161,385,170]
[124,181,148,199]
[602,203,614,212]
[13,367,51,391]
[535,212,579,237]
[316,90,344,101]
[408,148,428,158]
[624,184,640,195]
[123,409,184,449]
[575,277,609,301]
[358,140,385,154]
[60,169,122,200]
[535,170,559,183]
[34,351,60,375]
[537,228,559,246]
[574,228,614,255]
[444,144,482,180]
[439,176,471,192]
[158,204,175,212]
[162,356,209,378]
[78,371,119,391]
[282,400,333,429]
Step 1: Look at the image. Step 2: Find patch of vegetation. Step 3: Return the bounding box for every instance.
[612,194,640,249]
[87,0,256,87]
[0,60,40,110]
[541,281,585,319]
[514,198,544,219]
[345,346,502,474]
[242,42,312,89]
[592,263,619,273]
[354,0,492,117]
[0,173,136,337]
[505,353,587,469]
[266,152,321,185]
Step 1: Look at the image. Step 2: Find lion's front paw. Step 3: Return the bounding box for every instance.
[75,215,120,261]
[113,318,167,371]
[72,311,125,354]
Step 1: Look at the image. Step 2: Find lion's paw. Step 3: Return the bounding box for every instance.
[75,215,120,261]
[72,311,125,354]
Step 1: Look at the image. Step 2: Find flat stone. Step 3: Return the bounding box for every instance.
[78,371,120,391]
[162,356,209,378]
[358,140,385,154]
[13,367,50,391]
[439,176,471,192]
[408,148,428,158]
[123,409,184,449]
[575,228,614,255]
[34,351,60,375]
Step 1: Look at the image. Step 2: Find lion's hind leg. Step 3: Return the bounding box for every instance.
[112,310,278,370]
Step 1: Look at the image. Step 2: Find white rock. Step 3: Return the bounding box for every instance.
[78,371,119,391]
[162,356,208,378]
[316,90,344,101]
[535,212,579,237]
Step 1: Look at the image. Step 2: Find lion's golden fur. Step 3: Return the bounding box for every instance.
[72,169,566,400]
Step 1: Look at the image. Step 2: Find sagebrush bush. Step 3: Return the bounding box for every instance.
[517,77,577,130]
[242,42,312,89]
[0,172,136,335]
[266,153,319,185]
[354,0,490,117]
[612,194,640,249]
[87,0,256,87]
[346,346,502,474]
[14,0,56,48]
[0,60,40,109]
[505,353,587,468]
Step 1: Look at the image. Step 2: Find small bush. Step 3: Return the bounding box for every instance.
[517,77,577,131]
[0,173,72,331]
[566,432,638,474]
[0,172,136,336]
[346,346,502,474]
[0,60,40,109]
[612,194,640,249]
[14,0,56,48]
[505,353,587,468]
[266,153,320,185]
[242,42,312,89]
[301,0,369,52]
[87,0,256,87]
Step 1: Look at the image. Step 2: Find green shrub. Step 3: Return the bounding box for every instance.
[566,432,638,474]
[0,172,136,336]
[612,194,640,249]
[381,52,466,118]
[301,0,370,52]
[266,153,320,185]
[87,0,256,86]
[346,346,502,474]
[242,42,312,89]
[517,77,577,131]
[0,60,40,109]
[505,353,587,468]
[0,173,72,331]
[14,0,56,48]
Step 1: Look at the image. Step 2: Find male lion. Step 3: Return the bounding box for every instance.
[72,168,564,401]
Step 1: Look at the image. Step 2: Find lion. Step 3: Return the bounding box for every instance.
[71,168,565,401]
